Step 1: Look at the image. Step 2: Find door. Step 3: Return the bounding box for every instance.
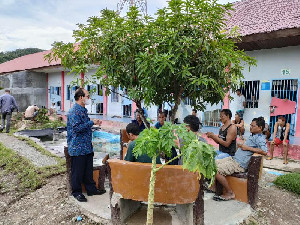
[270,79,298,136]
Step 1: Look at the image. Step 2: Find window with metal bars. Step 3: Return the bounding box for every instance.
[111,86,119,102]
[240,80,260,108]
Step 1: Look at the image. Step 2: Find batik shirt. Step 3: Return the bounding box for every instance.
[67,103,94,156]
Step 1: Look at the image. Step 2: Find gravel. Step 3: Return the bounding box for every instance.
[0,133,58,167]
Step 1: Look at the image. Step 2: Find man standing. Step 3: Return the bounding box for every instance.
[0,90,18,133]
[67,88,105,202]
[236,89,246,118]
[207,109,237,159]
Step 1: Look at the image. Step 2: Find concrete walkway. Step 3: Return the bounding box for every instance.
[71,190,252,225]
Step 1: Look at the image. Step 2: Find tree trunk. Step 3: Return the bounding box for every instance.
[146,156,157,225]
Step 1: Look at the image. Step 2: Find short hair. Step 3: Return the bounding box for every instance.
[252,117,265,130]
[235,111,242,118]
[192,109,197,113]
[221,109,232,119]
[74,88,85,101]
[183,115,200,132]
[126,123,140,135]
[158,112,166,117]
[236,89,241,93]
[5,89,10,93]
[278,116,286,122]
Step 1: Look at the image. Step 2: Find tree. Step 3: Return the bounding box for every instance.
[47,0,255,125]
[47,0,256,224]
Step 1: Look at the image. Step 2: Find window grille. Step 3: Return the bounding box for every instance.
[97,84,103,96]
[66,85,71,100]
[240,80,260,108]
[111,86,119,102]
[184,97,193,105]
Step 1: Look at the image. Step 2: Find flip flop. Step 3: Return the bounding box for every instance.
[204,182,215,193]
[213,195,232,201]
[266,157,273,160]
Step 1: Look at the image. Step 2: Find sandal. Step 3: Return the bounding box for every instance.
[266,157,273,160]
[213,195,233,201]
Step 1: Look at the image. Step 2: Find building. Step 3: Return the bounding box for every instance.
[1,0,300,136]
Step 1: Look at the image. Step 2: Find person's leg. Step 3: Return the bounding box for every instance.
[5,113,12,133]
[1,112,6,131]
[83,153,97,194]
[215,173,235,200]
[71,155,85,197]
[283,141,289,164]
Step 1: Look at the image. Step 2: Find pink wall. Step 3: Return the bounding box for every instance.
[103,87,107,115]
[61,71,65,112]
[132,102,137,119]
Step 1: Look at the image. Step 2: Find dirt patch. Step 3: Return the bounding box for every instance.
[0,173,102,225]
[242,170,300,225]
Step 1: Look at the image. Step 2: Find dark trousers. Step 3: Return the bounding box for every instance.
[1,112,12,133]
[71,153,97,196]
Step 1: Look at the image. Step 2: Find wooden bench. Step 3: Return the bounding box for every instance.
[107,159,204,225]
[64,146,106,194]
[216,153,263,208]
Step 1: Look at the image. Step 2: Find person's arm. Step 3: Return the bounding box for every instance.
[207,125,237,147]
[12,97,19,112]
[243,95,246,108]
[71,113,94,133]
[239,136,268,155]
[283,123,290,144]
[124,141,135,162]
[271,122,278,143]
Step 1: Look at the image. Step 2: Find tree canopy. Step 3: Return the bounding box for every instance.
[47,0,256,122]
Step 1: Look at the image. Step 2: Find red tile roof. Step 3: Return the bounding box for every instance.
[1,0,300,74]
[226,0,300,37]
[0,50,61,74]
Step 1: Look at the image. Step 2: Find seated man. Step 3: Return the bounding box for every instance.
[154,112,166,129]
[207,109,237,159]
[268,116,290,164]
[131,111,146,132]
[232,112,245,140]
[213,117,268,201]
[124,123,161,164]
[24,105,39,120]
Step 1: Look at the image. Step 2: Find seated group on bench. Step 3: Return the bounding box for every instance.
[124,109,268,202]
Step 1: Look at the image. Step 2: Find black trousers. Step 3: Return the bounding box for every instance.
[71,153,97,196]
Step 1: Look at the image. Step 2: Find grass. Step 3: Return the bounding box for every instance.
[274,172,300,195]
[0,133,66,191]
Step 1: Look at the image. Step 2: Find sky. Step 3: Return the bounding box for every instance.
[0,0,238,52]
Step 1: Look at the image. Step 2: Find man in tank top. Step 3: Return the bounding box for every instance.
[268,116,290,164]
[207,109,237,159]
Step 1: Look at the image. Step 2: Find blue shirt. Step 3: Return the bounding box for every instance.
[233,133,268,169]
[67,103,94,156]
[154,122,163,129]
[0,93,18,113]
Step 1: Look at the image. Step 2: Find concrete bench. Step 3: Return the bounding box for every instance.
[64,146,106,194]
[107,159,204,225]
[216,153,263,208]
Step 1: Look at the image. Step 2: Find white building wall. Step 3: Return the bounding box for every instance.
[230,45,300,130]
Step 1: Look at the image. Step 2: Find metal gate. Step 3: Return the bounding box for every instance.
[270,79,298,136]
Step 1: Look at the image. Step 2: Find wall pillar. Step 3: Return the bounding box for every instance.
[132,102,137,119]
[294,79,300,137]
[81,72,84,87]
[61,71,65,112]
[103,87,107,115]
[46,73,49,108]
[223,91,230,109]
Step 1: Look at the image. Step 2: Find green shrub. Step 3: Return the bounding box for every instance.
[274,173,300,195]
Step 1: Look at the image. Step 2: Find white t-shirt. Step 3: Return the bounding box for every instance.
[236,95,245,111]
